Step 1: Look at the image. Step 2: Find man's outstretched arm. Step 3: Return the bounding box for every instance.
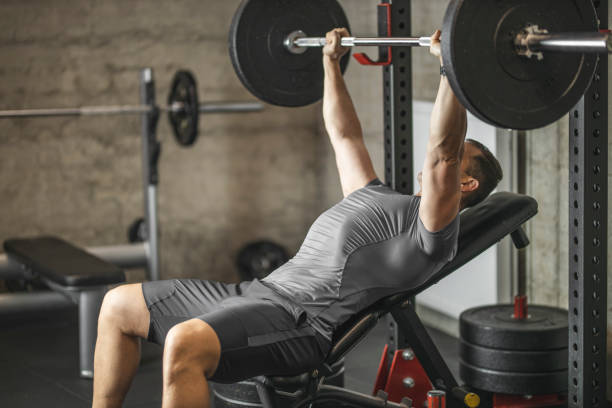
[323,28,377,197]
[419,30,468,232]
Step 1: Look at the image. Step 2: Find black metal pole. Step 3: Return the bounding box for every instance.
[382,0,416,370]
[567,1,608,406]
[383,0,413,194]
[139,68,161,281]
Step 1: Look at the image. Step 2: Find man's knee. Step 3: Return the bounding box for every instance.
[99,284,149,338]
[164,319,221,380]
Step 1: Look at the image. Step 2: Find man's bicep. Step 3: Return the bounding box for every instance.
[333,138,378,197]
[419,156,461,232]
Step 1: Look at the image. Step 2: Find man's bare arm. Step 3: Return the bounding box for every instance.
[419,30,468,232]
[323,29,377,197]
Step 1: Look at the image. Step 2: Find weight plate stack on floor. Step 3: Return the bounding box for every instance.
[212,359,344,407]
[459,304,568,395]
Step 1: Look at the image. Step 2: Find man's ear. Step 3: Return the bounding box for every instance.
[461,177,479,193]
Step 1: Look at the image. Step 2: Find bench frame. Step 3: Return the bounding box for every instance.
[44,279,108,378]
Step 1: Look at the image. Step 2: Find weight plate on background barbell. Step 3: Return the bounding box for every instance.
[229,0,351,107]
[460,304,568,350]
[168,70,199,147]
[442,0,598,130]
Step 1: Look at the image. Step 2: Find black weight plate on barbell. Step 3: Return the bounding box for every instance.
[229,0,351,107]
[442,0,598,130]
[235,240,289,280]
[460,304,567,350]
[168,70,199,147]
[460,340,567,373]
[460,361,567,395]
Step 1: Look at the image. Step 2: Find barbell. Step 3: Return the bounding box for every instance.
[0,70,264,147]
[228,0,606,130]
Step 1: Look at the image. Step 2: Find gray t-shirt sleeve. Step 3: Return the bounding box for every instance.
[368,177,459,261]
[415,214,459,262]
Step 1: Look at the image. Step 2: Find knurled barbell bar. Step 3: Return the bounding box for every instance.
[283,30,432,54]
[229,0,605,130]
[283,30,612,55]
[0,69,264,147]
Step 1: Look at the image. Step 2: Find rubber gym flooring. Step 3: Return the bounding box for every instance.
[0,297,459,407]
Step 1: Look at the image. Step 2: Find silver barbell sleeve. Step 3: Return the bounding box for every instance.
[516,27,612,59]
[197,101,264,113]
[524,32,612,53]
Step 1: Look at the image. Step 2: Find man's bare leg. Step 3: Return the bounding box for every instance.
[92,284,150,408]
[162,319,221,408]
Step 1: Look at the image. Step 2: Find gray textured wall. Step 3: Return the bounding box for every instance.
[0,0,330,283]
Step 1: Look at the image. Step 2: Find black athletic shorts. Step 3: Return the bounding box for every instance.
[141,278,330,383]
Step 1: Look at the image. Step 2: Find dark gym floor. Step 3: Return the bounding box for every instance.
[0,297,459,408]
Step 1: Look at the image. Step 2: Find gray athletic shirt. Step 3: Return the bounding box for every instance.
[261,179,459,341]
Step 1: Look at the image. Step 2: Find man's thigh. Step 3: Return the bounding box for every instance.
[202,297,328,383]
[142,279,245,344]
[141,279,328,383]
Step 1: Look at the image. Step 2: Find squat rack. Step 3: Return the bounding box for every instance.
[381,0,608,406]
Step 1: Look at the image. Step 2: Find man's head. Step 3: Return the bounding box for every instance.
[458,139,503,209]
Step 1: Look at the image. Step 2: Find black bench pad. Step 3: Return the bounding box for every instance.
[4,236,125,287]
[413,191,538,294]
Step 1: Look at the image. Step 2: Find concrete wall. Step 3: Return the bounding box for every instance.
[0,0,330,283]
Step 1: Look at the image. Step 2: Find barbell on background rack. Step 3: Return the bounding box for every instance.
[0,101,262,117]
[229,0,607,130]
[0,69,264,147]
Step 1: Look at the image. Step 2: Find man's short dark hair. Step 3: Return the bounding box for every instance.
[462,139,503,208]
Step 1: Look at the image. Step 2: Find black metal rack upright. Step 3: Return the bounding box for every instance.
[568,1,608,406]
[381,0,609,405]
[382,0,413,194]
[381,0,416,366]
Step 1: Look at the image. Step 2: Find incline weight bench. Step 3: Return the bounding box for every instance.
[214,191,538,408]
[3,236,125,378]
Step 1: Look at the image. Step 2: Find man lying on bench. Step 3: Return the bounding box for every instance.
[91,29,503,408]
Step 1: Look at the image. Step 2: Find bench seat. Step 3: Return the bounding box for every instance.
[4,236,125,287]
